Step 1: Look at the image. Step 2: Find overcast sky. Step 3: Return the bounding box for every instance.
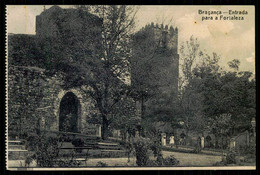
[7,5,255,74]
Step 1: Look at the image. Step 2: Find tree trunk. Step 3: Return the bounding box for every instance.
[138,94,145,137]
[141,93,145,118]
[102,115,109,140]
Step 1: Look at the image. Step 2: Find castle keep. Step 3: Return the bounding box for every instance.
[131,23,179,119]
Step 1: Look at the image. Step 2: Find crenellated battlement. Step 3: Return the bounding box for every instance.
[140,22,178,36]
[136,22,178,53]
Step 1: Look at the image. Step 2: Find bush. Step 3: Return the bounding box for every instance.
[72,138,85,147]
[26,134,39,151]
[143,155,179,167]
[150,139,162,159]
[213,151,239,166]
[241,142,256,163]
[58,134,73,142]
[163,155,179,166]
[133,136,180,167]
[192,146,201,153]
[226,150,237,164]
[213,160,226,166]
[239,144,256,156]
[146,159,159,166]
[96,161,108,167]
[26,134,84,167]
[72,138,85,153]
[133,137,151,166]
[33,136,60,167]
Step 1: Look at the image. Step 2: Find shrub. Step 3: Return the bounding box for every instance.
[163,155,180,166]
[239,144,256,156]
[26,134,84,167]
[25,154,35,167]
[58,134,73,142]
[192,146,201,153]
[133,137,151,166]
[150,139,162,159]
[213,151,239,166]
[72,138,85,147]
[33,136,60,167]
[146,159,159,166]
[144,155,179,167]
[57,158,81,167]
[96,161,108,167]
[226,150,237,164]
[236,143,255,164]
[133,136,180,167]
[26,134,39,151]
[213,160,226,166]
[72,138,85,153]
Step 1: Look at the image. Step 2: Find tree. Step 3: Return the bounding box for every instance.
[179,36,200,85]
[109,95,140,138]
[179,36,255,140]
[217,65,255,133]
[178,36,207,134]
[197,58,255,136]
[69,6,138,139]
[131,23,179,126]
[131,24,163,111]
[228,59,240,72]
[207,113,234,149]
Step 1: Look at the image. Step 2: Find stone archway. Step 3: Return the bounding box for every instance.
[53,87,98,135]
[59,92,81,132]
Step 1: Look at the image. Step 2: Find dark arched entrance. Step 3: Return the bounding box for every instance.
[59,92,80,132]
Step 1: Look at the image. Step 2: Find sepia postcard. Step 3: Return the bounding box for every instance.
[5,5,256,170]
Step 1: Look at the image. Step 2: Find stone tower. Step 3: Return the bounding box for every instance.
[131,23,179,119]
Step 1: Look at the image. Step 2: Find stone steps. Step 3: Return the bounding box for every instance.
[93,145,122,150]
[8,139,29,160]
[8,140,27,145]
[57,140,126,158]
[59,140,122,151]
[8,145,26,150]
[97,142,119,146]
[7,137,127,167]
[8,150,33,160]
[44,130,102,142]
[59,149,128,159]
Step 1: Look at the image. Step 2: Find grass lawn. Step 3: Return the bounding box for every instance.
[9,151,256,168]
[162,151,222,166]
[85,151,222,167]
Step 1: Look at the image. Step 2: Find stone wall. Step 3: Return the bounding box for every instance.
[8,65,52,137]
[8,6,103,138]
[8,65,100,138]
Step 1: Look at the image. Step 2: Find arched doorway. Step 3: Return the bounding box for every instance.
[59,92,80,132]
